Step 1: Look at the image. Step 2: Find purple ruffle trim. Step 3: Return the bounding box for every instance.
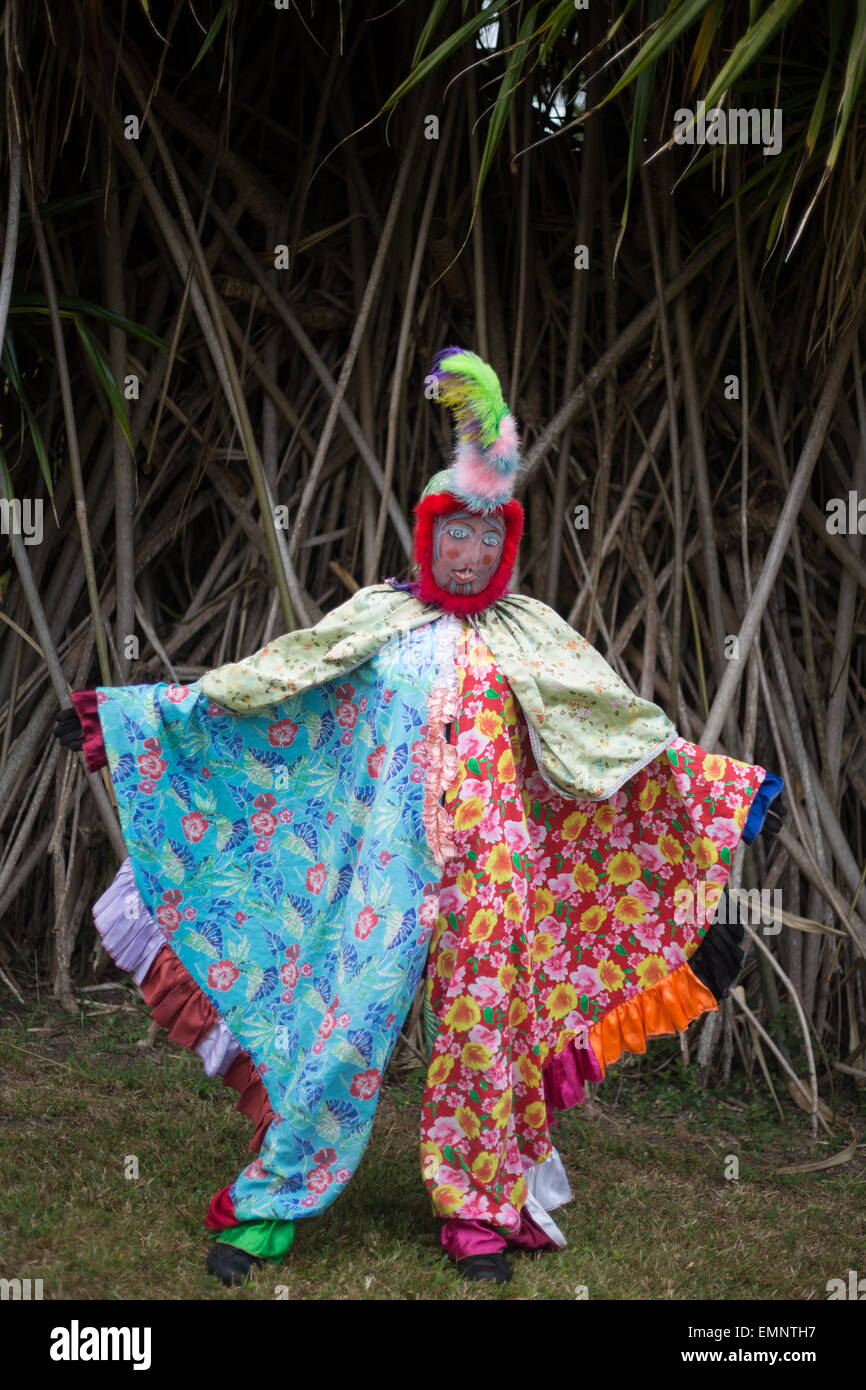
[543,1037,604,1111]
[93,858,242,1078]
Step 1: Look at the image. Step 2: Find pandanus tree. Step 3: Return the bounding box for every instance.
[0,1,864,1140]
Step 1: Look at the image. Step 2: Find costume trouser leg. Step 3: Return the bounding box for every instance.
[211,1218,295,1261]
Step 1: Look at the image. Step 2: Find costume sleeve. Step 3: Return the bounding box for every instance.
[69,688,108,773]
[198,584,433,713]
[741,770,785,842]
[479,594,677,800]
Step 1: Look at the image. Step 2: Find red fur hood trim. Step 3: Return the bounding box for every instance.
[411,492,524,616]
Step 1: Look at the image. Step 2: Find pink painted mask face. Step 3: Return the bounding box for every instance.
[432,510,505,595]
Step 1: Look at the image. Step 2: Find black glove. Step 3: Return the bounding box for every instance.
[54,705,85,751]
[761,799,787,839]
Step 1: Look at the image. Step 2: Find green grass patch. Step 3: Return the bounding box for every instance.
[0,1001,862,1300]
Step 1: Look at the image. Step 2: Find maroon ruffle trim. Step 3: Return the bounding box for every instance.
[70,688,107,773]
[139,943,275,1153]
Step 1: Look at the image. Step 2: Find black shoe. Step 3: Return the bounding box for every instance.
[206,1241,263,1286]
[457,1252,512,1284]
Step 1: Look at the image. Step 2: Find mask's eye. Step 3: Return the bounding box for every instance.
[446,526,470,540]
[482,532,502,548]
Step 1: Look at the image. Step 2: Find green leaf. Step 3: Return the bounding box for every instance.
[191,0,230,70]
[482,1005,494,1026]
[579,993,590,1013]
[72,315,134,452]
[383,1,510,111]
[467,756,482,775]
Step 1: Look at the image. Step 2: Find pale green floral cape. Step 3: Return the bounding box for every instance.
[200,585,676,801]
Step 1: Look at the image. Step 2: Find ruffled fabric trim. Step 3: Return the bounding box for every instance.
[93,858,272,1150]
[422,616,462,866]
[543,1035,604,1111]
[587,958,718,1076]
[70,688,107,773]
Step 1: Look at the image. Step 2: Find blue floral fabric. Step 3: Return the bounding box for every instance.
[97,623,442,1222]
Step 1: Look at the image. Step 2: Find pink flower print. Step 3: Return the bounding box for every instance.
[280,962,298,989]
[358,696,368,713]
[503,817,531,856]
[281,990,294,1005]
[419,896,438,927]
[235,911,248,924]
[205,701,225,718]
[457,728,489,761]
[337,1012,351,1028]
[340,731,352,746]
[410,739,430,769]
[572,964,602,997]
[181,811,208,843]
[470,978,504,1010]
[96,691,107,704]
[326,810,335,824]
[279,809,293,824]
[382,689,394,705]
[633,918,664,951]
[156,903,181,932]
[335,684,356,704]
[182,905,197,921]
[438,883,467,914]
[306,862,327,894]
[137,750,167,780]
[285,944,300,961]
[462,777,492,801]
[547,872,576,900]
[301,1194,318,1209]
[208,959,240,991]
[469,1024,500,1053]
[313,1148,337,1165]
[367,743,386,778]
[268,719,299,748]
[254,793,277,811]
[630,879,660,911]
[166,684,190,703]
[335,1167,351,1184]
[336,701,357,730]
[300,962,313,977]
[201,767,211,780]
[354,906,379,941]
[244,1159,268,1181]
[349,1068,381,1100]
[254,834,271,851]
[250,810,278,836]
[385,1013,394,1028]
[320,1011,336,1040]
[312,1040,324,1055]
[380,850,393,866]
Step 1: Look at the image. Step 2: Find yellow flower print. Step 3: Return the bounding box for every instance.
[457,869,476,900]
[509,997,528,1027]
[420,1141,443,1180]
[636,954,668,988]
[497,748,516,782]
[499,962,518,991]
[683,938,699,960]
[517,1055,541,1088]
[579,904,607,934]
[503,693,517,722]
[484,843,513,884]
[444,762,467,802]
[491,1089,513,1127]
[702,753,726,781]
[572,862,598,893]
[504,892,523,923]
[524,1102,547,1130]
[532,931,556,962]
[597,958,626,992]
[638,779,661,812]
[594,804,616,833]
[432,1183,465,1216]
[444,995,481,1032]
[461,1041,493,1069]
[426,1055,454,1087]
[471,1151,500,1186]
[436,948,457,980]
[544,981,578,1020]
[477,709,503,740]
[657,833,684,865]
[561,810,588,841]
[469,641,493,668]
[608,850,640,884]
[510,1174,527,1206]
[614,894,648,924]
[690,836,719,870]
[734,804,748,829]
[455,1105,481,1139]
[704,882,723,917]
[534,886,554,921]
[468,908,498,943]
[454,797,484,831]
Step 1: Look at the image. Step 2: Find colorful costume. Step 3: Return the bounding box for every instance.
[65,349,783,1282]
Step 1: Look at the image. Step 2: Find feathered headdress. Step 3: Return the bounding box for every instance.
[427,347,521,513]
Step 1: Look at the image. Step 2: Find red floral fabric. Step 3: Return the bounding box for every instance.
[420,626,765,1233]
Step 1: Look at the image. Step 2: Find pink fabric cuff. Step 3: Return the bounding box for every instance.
[440,1208,559,1260]
[70,688,107,772]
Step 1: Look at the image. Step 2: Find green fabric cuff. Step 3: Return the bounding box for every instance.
[213,1218,295,1260]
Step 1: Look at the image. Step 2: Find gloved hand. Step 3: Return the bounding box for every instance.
[54,705,85,751]
[761,799,787,838]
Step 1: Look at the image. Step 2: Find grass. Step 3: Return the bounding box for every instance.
[0,992,863,1300]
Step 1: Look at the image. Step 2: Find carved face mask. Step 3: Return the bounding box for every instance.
[431,510,506,595]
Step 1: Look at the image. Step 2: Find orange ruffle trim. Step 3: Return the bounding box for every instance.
[587,959,718,1076]
[139,944,275,1152]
